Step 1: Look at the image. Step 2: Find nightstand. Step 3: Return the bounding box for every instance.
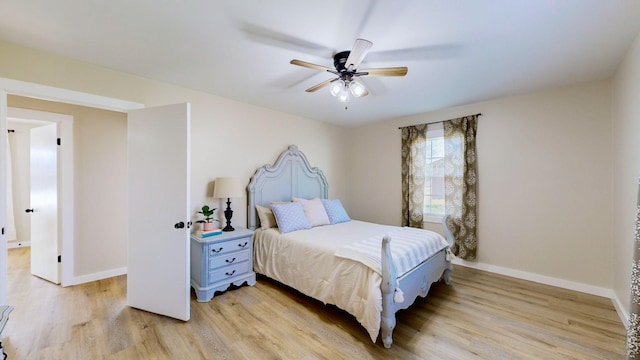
[190,227,256,302]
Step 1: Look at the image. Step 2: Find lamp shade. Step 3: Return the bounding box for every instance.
[213,177,243,199]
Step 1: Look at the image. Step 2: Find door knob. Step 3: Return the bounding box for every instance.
[25,209,34,213]
[174,221,185,229]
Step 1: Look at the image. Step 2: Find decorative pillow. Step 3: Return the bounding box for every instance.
[293,197,330,227]
[321,199,351,224]
[271,201,312,234]
[256,205,277,230]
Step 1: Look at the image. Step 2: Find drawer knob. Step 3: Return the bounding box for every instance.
[238,242,248,248]
[225,270,236,276]
[225,257,236,264]
[211,247,223,254]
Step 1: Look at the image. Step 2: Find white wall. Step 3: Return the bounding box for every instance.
[346,80,613,290]
[612,32,640,319]
[188,96,349,229]
[0,39,349,281]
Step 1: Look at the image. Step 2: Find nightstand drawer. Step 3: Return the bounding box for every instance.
[207,238,251,257]
[208,249,250,270]
[208,261,251,283]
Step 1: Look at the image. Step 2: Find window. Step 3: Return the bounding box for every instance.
[424,123,444,222]
[402,116,478,257]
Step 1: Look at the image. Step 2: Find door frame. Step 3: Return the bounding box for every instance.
[8,109,72,285]
[0,77,143,304]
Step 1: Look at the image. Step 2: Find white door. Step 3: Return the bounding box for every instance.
[127,103,190,321]
[29,123,60,284]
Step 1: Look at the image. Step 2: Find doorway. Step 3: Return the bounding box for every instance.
[0,79,191,322]
[0,77,144,305]
[6,108,72,284]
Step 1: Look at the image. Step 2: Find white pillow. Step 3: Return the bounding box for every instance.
[293,197,330,227]
[256,205,277,230]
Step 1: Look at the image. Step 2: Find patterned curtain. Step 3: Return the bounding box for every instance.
[401,125,427,228]
[627,180,640,358]
[443,115,479,260]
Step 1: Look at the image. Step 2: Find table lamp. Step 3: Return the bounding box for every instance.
[213,177,244,231]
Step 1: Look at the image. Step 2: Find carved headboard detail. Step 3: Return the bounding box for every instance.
[246,145,328,230]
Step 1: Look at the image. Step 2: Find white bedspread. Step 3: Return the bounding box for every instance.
[335,226,448,277]
[252,220,447,343]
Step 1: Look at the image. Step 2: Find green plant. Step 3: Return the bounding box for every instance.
[196,205,216,223]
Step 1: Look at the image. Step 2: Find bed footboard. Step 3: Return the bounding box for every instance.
[380,236,397,348]
[379,235,451,348]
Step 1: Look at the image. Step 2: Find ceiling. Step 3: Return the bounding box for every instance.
[1,1,639,127]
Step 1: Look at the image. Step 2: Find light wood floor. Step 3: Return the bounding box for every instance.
[3,247,626,359]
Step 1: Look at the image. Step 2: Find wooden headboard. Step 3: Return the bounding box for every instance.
[247,145,328,230]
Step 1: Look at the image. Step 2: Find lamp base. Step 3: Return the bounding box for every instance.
[223,198,234,232]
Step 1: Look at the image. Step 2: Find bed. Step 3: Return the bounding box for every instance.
[247,145,453,348]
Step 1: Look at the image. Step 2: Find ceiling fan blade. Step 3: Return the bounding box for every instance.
[290,59,335,73]
[366,44,463,62]
[305,78,338,92]
[358,67,408,77]
[241,23,334,59]
[345,38,373,71]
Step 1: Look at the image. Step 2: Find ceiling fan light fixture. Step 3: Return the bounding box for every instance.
[329,80,345,96]
[338,87,350,102]
[349,81,366,98]
[291,38,407,102]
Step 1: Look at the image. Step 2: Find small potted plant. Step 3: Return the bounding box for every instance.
[197,205,217,231]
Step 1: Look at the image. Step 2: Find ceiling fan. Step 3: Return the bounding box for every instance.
[290,39,408,102]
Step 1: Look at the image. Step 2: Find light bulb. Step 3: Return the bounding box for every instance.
[329,80,345,97]
[350,81,366,97]
[338,87,350,102]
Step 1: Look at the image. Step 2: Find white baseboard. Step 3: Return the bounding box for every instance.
[611,291,630,329]
[452,258,612,301]
[65,267,127,287]
[6,243,126,288]
[7,241,31,249]
[452,258,629,329]
[452,259,632,327]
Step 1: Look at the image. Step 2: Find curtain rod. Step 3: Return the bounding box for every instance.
[398,113,482,130]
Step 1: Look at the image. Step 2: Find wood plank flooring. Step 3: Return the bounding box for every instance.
[3,247,626,359]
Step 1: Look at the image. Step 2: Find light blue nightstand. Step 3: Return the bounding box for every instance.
[190,227,256,302]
